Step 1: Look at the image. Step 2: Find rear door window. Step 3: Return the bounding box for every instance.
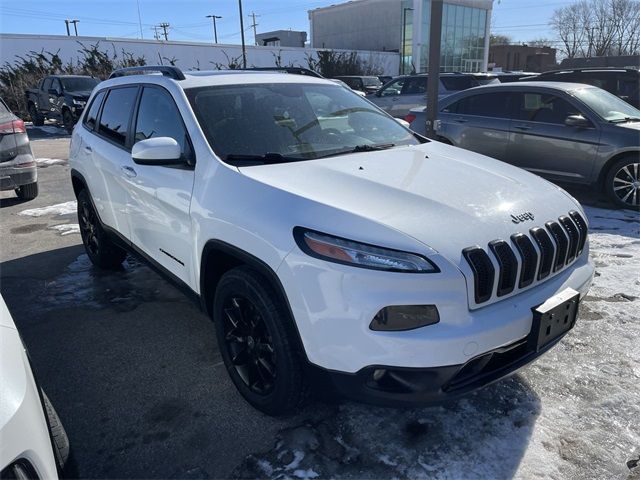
[134,87,192,159]
[514,92,581,124]
[83,90,106,130]
[380,78,405,96]
[401,77,427,95]
[97,87,138,147]
[441,76,479,91]
[444,92,513,118]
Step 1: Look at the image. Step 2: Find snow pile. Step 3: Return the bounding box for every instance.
[233,206,640,479]
[49,223,80,235]
[19,201,77,217]
[36,158,67,167]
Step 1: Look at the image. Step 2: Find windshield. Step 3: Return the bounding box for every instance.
[573,87,640,122]
[60,77,99,92]
[187,83,420,164]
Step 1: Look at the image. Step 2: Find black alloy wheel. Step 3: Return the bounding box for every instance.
[222,295,277,395]
[213,266,308,415]
[76,189,127,269]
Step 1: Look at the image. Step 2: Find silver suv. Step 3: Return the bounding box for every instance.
[367,73,480,118]
[408,82,640,209]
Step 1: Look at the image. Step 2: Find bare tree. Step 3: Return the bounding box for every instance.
[490,34,512,45]
[551,0,640,58]
[527,38,554,47]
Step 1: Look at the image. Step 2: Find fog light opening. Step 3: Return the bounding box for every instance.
[369,305,440,331]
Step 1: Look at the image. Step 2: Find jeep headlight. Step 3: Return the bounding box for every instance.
[294,228,439,273]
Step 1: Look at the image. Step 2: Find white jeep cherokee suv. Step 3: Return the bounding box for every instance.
[68,66,594,415]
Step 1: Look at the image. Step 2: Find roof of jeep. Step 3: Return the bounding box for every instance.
[101,70,333,91]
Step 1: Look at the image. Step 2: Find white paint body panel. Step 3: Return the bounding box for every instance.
[70,72,595,375]
[0,296,58,479]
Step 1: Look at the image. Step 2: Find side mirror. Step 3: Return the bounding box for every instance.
[565,114,591,128]
[132,137,183,166]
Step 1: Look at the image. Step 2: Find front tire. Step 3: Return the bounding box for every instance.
[42,392,70,471]
[77,189,127,269]
[15,181,38,200]
[605,156,640,210]
[213,266,308,415]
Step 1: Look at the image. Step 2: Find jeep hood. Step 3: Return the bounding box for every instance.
[238,142,581,263]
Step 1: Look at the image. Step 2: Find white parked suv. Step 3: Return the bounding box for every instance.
[68,66,595,415]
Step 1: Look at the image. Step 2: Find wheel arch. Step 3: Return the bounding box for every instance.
[598,150,640,188]
[199,239,311,364]
[70,168,87,198]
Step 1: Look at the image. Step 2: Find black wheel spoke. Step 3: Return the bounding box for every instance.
[221,294,277,395]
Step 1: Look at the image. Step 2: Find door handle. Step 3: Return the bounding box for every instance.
[120,165,137,178]
[454,117,468,123]
[83,146,92,153]
[513,124,532,131]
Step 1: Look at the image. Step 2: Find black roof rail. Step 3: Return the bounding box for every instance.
[109,65,186,80]
[537,67,636,75]
[240,67,324,78]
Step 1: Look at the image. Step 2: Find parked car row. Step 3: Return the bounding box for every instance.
[407,81,640,209]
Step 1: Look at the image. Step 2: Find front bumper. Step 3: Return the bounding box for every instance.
[324,327,566,406]
[278,246,594,374]
[0,157,37,190]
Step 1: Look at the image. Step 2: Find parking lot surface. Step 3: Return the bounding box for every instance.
[1,126,638,478]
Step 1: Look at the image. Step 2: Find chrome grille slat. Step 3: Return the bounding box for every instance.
[559,215,580,264]
[462,211,588,306]
[511,233,538,288]
[489,240,518,296]
[545,221,569,272]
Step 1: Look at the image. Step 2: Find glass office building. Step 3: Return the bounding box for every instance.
[401,0,491,74]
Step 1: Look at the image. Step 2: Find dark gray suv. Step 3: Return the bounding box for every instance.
[409,82,640,209]
[0,98,37,200]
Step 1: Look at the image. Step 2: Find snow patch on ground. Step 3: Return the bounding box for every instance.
[233,205,640,479]
[35,157,67,167]
[49,223,80,235]
[19,201,77,217]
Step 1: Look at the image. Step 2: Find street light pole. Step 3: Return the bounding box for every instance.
[238,0,247,68]
[425,0,443,139]
[206,15,222,43]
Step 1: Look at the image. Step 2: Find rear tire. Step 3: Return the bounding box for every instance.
[213,266,308,415]
[29,103,44,126]
[77,189,127,269]
[15,181,38,200]
[42,392,69,471]
[604,155,640,210]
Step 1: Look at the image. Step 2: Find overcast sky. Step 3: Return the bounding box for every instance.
[0,0,577,47]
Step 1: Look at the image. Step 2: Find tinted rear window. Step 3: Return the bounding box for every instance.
[441,76,479,91]
[98,87,138,147]
[83,90,105,130]
[445,92,513,118]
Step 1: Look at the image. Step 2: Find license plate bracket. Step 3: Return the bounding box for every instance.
[529,288,580,351]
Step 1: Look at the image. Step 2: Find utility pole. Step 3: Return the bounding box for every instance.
[425,0,443,139]
[206,14,222,43]
[64,20,70,36]
[401,7,413,75]
[69,19,80,36]
[238,0,247,68]
[152,26,160,40]
[136,0,144,39]
[248,11,260,45]
[158,22,170,41]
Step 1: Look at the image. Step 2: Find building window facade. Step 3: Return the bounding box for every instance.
[401,0,489,74]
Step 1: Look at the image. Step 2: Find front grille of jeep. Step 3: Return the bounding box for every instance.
[463,211,587,306]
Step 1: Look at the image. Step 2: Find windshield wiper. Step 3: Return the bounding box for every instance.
[225,153,306,165]
[350,143,396,152]
[609,116,640,123]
